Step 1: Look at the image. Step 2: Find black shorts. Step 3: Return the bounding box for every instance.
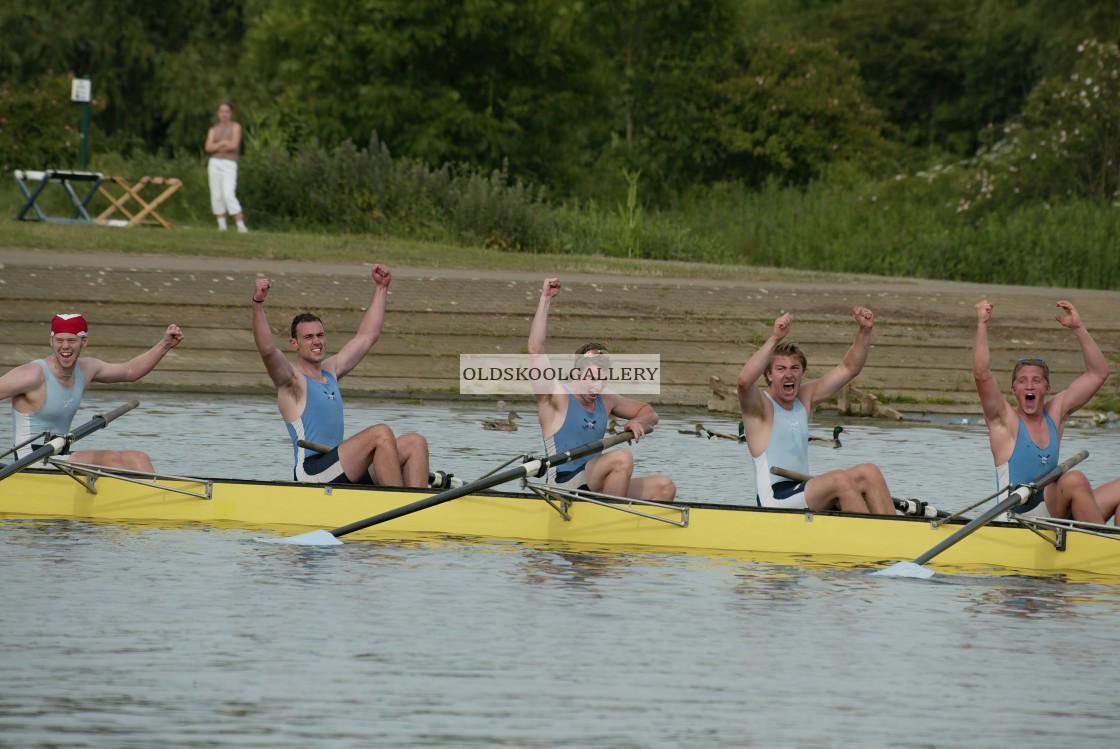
[295,446,376,485]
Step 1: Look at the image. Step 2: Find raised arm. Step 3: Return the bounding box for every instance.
[252,278,297,389]
[737,312,791,418]
[802,307,874,406]
[1049,300,1110,419]
[88,325,183,384]
[528,278,561,356]
[972,299,1011,426]
[528,278,562,401]
[330,264,391,378]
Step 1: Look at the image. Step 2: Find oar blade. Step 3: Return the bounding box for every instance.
[257,529,343,546]
[872,561,935,579]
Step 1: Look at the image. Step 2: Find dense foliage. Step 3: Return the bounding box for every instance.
[2,0,1119,287]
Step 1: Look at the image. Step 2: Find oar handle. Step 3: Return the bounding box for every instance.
[1026,450,1087,494]
[71,400,140,441]
[771,466,811,482]
[538,426,650,479]
[298,439,334,454]
[328,428,646,539]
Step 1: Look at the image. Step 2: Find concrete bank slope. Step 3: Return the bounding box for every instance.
[1,247,1118,414]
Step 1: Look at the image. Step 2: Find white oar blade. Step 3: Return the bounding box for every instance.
[872,561,935,579]
[256,529,343,546]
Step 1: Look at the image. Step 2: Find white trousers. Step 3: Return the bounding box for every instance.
[208,158,242,216]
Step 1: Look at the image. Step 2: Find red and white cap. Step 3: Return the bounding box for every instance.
[51,313,88,338]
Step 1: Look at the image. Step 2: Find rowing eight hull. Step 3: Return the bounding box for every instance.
[5,470,1120,579]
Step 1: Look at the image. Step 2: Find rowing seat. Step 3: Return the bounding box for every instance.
[13,169,104,224]
[95,175,183,228]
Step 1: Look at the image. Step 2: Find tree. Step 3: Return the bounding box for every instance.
[1018,38,1120,201]
[244,0,605,189]
[821,0,974,149]
[581,0,740,198]
[702,35,890,185]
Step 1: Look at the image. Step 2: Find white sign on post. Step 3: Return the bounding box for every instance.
[71,79,91,103]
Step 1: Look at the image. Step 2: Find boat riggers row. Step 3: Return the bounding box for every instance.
[6,402,1120,579]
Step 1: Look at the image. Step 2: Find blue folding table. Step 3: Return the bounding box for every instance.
[13,169,104,223]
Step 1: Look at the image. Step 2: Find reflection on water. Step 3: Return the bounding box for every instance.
[3,517,1120,747]
[5,395,1120,747]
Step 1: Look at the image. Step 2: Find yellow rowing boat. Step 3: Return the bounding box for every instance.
[5,464,1120,580]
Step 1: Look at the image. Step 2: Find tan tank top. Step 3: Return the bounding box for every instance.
[210,122,240,162]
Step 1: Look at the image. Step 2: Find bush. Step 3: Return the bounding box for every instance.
[0,72,104,173]
[239,134,556,249]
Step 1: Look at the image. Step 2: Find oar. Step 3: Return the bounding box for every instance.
[0,400,140,481]
[770,466,950,518]
[874,450,1088,579]
[296,438,462,489]
[269,427,650,546]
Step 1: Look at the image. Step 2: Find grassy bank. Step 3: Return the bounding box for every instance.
[4,144,1119,289]
[0,220,875,284]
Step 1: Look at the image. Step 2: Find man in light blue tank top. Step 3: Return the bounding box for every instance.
[973,299,1120,522]
[252,265,430,486]
[527,278,675,501]
[0,313,183,470]
[737,309,895,514]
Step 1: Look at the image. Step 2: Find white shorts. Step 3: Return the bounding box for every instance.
[208,158,242,216]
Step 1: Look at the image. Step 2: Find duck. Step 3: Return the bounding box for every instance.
[809,425,844,448]
[606,418,621,435]
[678,423,707,436]
[481,411,520,431]
[704,425,743,442]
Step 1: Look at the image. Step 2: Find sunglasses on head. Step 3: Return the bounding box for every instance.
[1016,357,1046,365]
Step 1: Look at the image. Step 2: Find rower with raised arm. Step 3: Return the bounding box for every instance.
[0,314,183,471]
[737,309,895,514]
[252,265,430,487]
[528,278,675,501]
[973,299,1120,522]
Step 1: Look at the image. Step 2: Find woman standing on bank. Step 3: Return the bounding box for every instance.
[205,100,247,233]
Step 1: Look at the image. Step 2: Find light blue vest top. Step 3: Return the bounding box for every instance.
[543,387,607,480]
[12,360,86,457]
[999,413,1059,514]
[762,391,810,485]
[285,372,345,468]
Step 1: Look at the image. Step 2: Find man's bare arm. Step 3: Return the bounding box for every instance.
[332,264,391,378]
[252,278,297,390]
[803,307,873,406]
[1050,300,1110,419]
[89,325,183,384]
[737,313,791,419]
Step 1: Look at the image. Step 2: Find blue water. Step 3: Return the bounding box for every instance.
[3,394,1120,748]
